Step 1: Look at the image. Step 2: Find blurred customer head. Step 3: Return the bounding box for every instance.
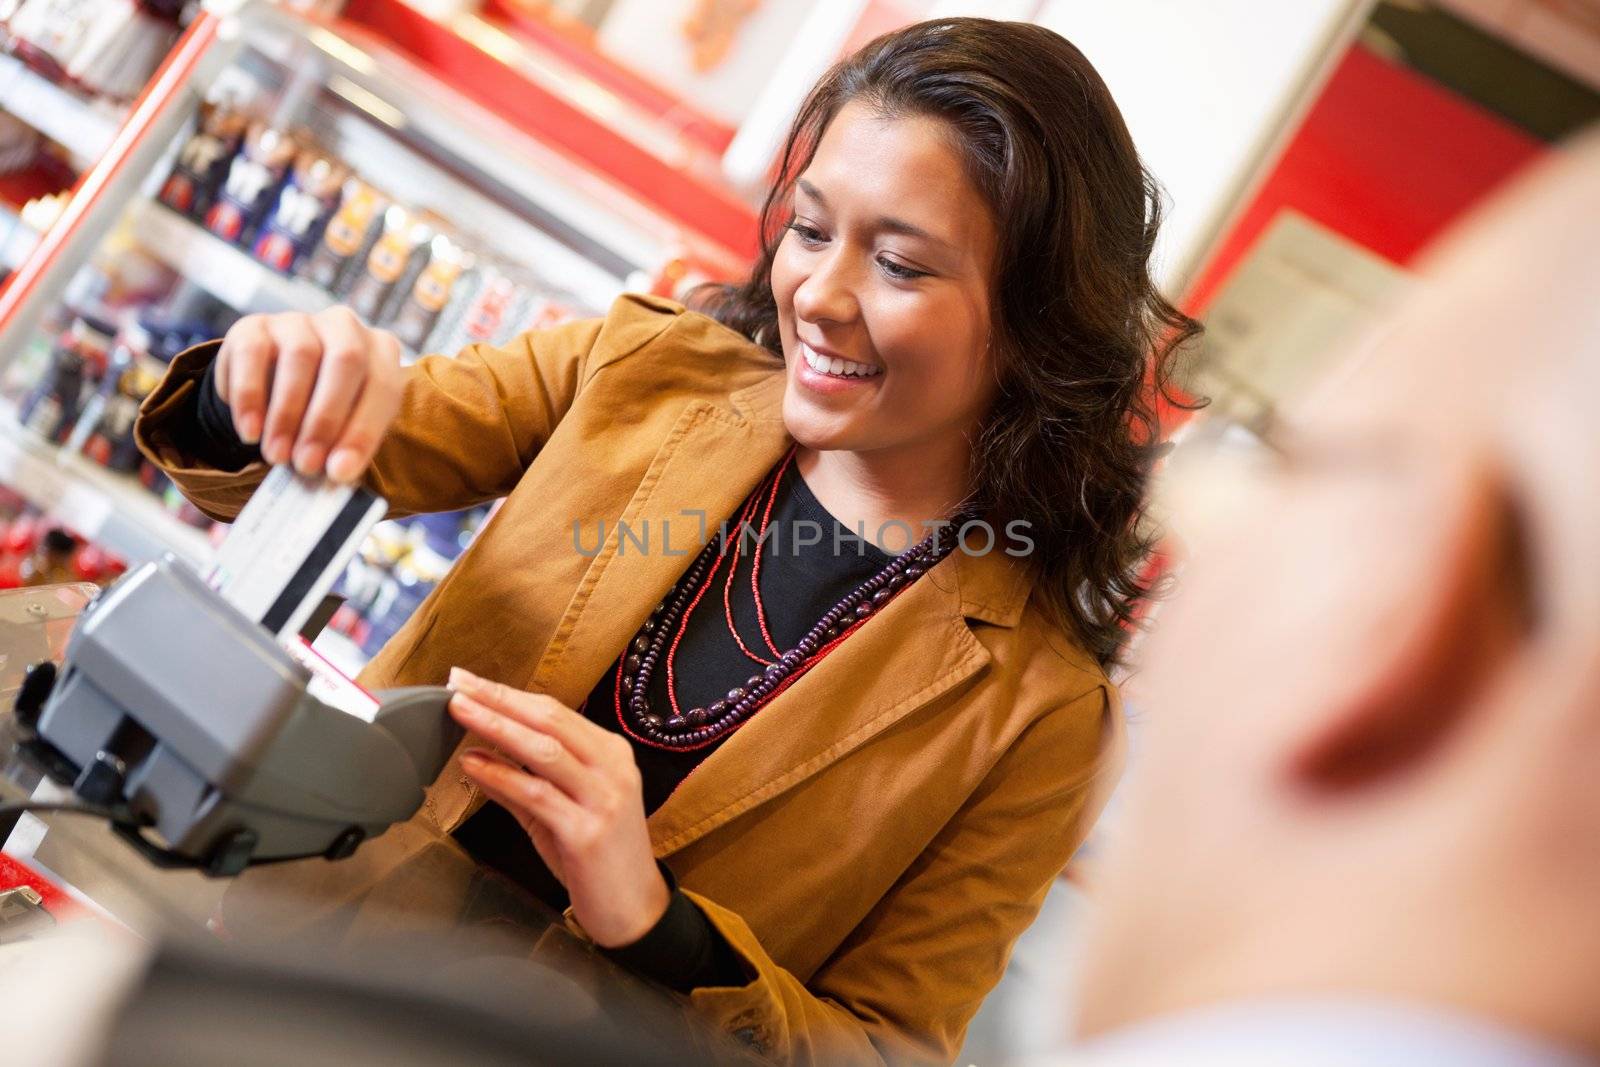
[1075,130,1600,1055]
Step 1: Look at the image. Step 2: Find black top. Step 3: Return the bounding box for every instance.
[453,443,891,988]
[456,449,890,871]
[180,359,892,994]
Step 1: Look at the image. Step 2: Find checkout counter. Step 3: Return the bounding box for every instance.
[0,574,761,1066]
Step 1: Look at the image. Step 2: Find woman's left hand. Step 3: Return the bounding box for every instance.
[446,667,670,948]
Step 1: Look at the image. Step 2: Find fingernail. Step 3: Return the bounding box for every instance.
[237,413,261,444]
[450,666,481,692]
[293,444,323,476]
[327,448,361,483]
[451,695,483,722]
[461,750,487,768]
[264,435,290,465]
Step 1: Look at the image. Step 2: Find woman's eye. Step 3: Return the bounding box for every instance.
[878,257,927,281]
[787,222,826,246]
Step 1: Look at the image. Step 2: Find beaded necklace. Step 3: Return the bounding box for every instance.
[593,444,978,752]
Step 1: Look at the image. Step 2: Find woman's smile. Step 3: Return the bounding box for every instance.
[795,337,884,395]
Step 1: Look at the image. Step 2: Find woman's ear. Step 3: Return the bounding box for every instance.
[1283,461,1529,792]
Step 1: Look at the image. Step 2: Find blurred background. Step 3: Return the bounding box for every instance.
[0,0,1594,1061]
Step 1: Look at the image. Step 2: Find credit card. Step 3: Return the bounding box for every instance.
[206,466,388,641]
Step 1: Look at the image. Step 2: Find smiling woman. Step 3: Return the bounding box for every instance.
[696,22,1201,664]
[135,15,1195,1067]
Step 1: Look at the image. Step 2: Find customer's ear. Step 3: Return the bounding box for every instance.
[1284,463,1527,792]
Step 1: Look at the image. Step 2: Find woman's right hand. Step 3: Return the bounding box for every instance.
[214,306,404,484]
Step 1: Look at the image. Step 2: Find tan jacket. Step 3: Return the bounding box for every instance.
[134,293,1123,1065]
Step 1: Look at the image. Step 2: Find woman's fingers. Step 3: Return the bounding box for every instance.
[461,748,589,845]
[293,308,369,476]
[260,313,321,467]
[449,673,665,948]
[326,330,400,484]
[211,307,403,478]
[217,314,273,444]
[449,692,597,805]
[448,668,611,766]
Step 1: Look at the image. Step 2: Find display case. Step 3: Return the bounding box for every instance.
[0,0,749,672]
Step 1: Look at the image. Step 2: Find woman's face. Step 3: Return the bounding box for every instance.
[771,101,1000,459]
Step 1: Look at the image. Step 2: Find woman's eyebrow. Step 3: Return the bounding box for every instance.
[796,178,954,253]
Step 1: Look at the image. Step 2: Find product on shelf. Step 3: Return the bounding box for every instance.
[346,204,434,324]
[0,514,35,588]
[157,101,249,219]
[72,540,115,583]
[0,109,40,174]
[153,88,599,357]
[17,314,112,443]
[19,526,76,586]
[67,321,163,472]
[424,259,543,353]
[202,123,298,245]
[390,232,473,350]
[16,190,67,231]
[327,507,487,660]
[251,149,350,275]
[0,501,127,590]
[3,0,182,101]
[302,178,388,294]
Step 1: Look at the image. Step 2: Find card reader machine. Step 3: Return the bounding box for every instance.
[10,554,460,876]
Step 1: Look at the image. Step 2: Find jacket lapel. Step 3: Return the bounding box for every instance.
[525,371,792,706]
[645,555,993,856]
[522,363,1030,859]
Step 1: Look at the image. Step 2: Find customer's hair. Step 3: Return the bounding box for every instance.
[690,17,1201,666]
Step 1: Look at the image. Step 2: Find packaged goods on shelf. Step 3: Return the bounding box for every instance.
[346,204,435,324]
[153,100,590,351]
[0,2,732,660]
[302,178,389,294]
[1,0,181,102]
[0,489,127,589]
[326,507,487,659]
[251,149,349,275]
[17,314,112,444]
[0,109,39,174]
[156,101,248,219]
[64,321,165,473]
[203,123,298,246]
[390,232,473,350]
[425,259,571,354]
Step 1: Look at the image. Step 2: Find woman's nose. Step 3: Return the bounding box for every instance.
[792,249,859,326]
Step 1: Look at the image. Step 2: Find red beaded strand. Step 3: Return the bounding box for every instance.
[720,448,793,667]
[599,445,975,753]
[745,446,794,661]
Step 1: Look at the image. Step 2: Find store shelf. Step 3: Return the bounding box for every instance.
[336,0,758,264]
[0,404,212,566]
[0,52,123,167]
[130,201,335,315]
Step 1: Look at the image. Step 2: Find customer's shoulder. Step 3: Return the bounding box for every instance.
[588,292,780,372]
[991,599,1117,718]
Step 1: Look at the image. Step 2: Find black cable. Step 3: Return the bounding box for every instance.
[0,799,116,821]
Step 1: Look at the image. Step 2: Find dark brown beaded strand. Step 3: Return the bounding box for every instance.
[613,504,979,752]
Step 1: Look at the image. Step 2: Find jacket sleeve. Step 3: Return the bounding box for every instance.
[568,684,1123,1066]
[132,295,679,523]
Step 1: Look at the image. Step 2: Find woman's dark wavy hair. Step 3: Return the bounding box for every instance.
[689,17,1202,667]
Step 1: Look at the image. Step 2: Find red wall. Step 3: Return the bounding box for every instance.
[1182,41,1550,317]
